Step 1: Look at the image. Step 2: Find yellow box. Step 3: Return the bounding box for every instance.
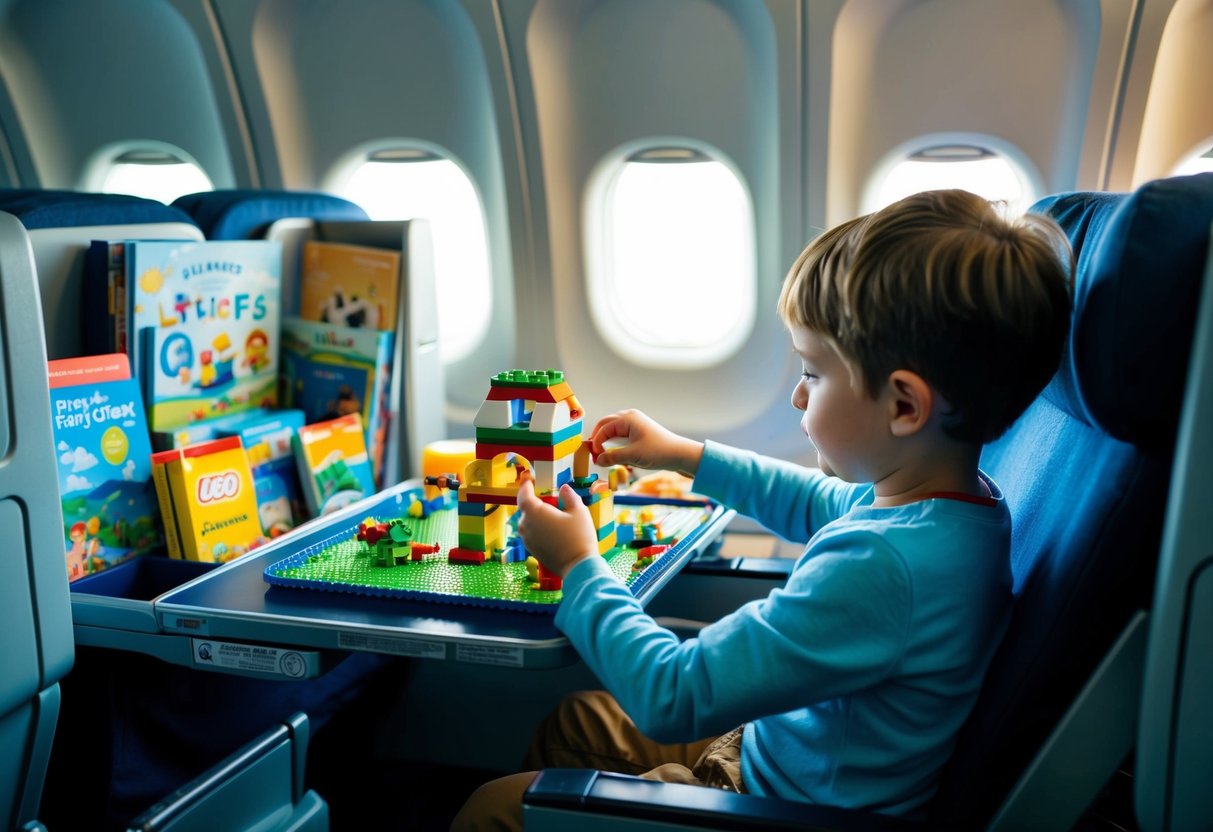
[166,436,264,562]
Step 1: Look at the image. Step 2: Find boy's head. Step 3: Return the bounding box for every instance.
[778,189,1072,444]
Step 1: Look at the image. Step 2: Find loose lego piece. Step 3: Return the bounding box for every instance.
[632,544,670,570]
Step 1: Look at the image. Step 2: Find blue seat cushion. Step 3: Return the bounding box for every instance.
[933,174,1213,827]
[171,189,369,239]
[1031,173,1213,445]
[0,189,197,229]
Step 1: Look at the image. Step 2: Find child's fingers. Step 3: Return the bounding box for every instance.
[590,419,634,462]
[558,483,585,517]
[517,478,539,510]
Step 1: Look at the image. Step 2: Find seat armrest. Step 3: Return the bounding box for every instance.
[523,769,922,832]
[125,712,327,832]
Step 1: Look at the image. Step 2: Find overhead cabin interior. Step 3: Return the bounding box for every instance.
[0,0,1207,464]
[0,1,1211,830]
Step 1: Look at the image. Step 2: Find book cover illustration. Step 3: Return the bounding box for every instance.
[280,317,394,487]
[215,409,308,536]
[163,436,266,563]
[297,240,401,330]
[47,353,163,581]
[129,239,283,433]
[293,413,376,517]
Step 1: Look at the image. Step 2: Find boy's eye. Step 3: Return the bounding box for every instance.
[800,371,818,381]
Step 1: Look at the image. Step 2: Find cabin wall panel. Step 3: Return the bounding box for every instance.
[828,0,1103,224]
[0,0,235,189]
[1133,0,1213,183]
[214,0,519,429]
[501,0,805,454]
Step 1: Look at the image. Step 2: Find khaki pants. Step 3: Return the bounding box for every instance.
[450,690,745,832]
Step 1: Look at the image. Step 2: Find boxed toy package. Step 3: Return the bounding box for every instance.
[156,436,266,563]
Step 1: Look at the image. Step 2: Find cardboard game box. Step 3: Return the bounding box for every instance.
[157,436,266,563]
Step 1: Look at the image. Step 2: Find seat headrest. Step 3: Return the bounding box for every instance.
[1029,172,1213,445]
[171,189,369,239]
[0,188,197,229]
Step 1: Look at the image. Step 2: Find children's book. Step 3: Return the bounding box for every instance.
[83,240,134,356]
[162,436,265,563]
[293,413,376,517]
[280,317,394,488]
[297,240,402,330]
[127,240,283,433]
[214,409,308,535]
[47,353,163,581]
[150,406,275,452]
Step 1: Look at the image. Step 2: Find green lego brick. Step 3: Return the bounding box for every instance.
[490,369,565,387]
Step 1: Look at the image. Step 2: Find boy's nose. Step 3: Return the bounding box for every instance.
[791,381,808,411]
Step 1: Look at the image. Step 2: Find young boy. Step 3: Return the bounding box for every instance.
[451,189,1072,830]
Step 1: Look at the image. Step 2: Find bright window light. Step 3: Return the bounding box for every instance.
[101,152,213,205]
[590,149,756,368]
[1172,147,1213,176]
[340,154,491,364]
[870,146,1031,216]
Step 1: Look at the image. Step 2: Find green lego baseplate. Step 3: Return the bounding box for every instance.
[262,497,716,613]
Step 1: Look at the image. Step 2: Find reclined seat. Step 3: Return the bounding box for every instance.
[522,172,1213,830]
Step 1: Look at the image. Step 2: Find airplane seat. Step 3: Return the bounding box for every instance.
[0,190,404,830]
[0,189,202,359]
[520,172,1213,831]
[0,204,333,832]
[170,189,368,240]
[0,210,74,832]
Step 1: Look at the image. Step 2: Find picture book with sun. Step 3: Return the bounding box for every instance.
[122,239,283,434]
[47,353,163,581]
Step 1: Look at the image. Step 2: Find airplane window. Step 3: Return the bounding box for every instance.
[1172,146,1213,176]
[100,150,213,205]
[339,149,490,364]
[588,147,756,368]
[868,145,1032,216]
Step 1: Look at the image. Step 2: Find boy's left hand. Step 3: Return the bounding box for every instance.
[516,480,599,578]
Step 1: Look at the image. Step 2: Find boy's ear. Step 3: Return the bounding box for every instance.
[886,370,933,437]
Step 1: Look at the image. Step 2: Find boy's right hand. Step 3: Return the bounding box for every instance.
[588,409,705,477]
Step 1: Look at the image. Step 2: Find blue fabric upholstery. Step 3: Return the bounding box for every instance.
[171,189,369,239]
[931,173,1213,827]
[0,188,197,229]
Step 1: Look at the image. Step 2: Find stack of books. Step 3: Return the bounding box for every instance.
[281,240,402,488]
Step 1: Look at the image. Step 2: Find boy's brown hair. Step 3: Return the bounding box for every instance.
[778,189,1072,443]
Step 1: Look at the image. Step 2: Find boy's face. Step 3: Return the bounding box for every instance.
[789,326,891,483]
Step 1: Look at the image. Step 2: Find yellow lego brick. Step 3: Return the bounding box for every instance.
[459,515,487,534]
[588,493,614,527]
[464,484,523,500]
[550,433,583,459]
[597,531,617,554]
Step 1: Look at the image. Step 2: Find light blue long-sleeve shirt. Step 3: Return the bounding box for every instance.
[554,440,1012,816]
